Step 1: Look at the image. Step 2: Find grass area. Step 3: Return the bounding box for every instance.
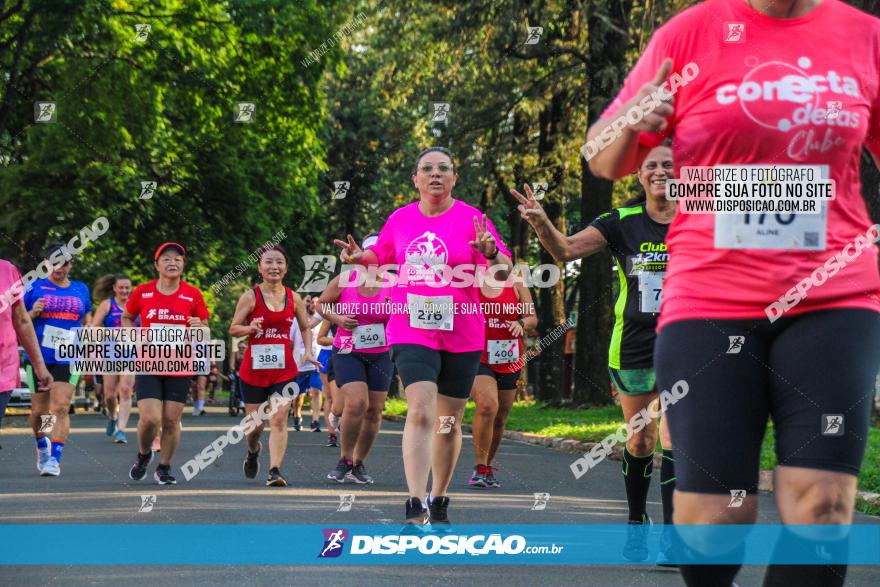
[385,398,880,500]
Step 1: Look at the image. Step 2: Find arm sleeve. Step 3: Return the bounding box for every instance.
[599,26,676,148]
[82,284,92,314]
[23,279,36,310]
[125,286,142,317]
[9,264,22,308]
[867,91,880,160]
[589,210,620,245]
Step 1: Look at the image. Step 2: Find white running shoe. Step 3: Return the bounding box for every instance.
[41,457,61,476]
[36,440,52,473]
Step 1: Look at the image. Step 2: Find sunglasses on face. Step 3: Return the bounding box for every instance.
[418,163,453,174]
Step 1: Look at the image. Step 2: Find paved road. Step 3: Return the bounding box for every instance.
[1,408,878,586]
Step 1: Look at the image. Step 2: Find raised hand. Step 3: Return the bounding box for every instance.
[333,234,363,264]
[511,184,548,228]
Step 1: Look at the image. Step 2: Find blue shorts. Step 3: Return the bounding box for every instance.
[317,349,332,373]
[296,370,323,393]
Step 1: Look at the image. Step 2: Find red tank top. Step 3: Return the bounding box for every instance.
[479,286,524,374]
[239,286,299,386]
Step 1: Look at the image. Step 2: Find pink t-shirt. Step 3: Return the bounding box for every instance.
[603,0,880,328]
[367,199,511,352]
[334,268,393,354]
[0,260,23,391]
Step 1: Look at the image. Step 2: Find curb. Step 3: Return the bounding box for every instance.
[382,414,877,507]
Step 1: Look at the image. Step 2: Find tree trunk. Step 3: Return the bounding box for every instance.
[574,0,633,406]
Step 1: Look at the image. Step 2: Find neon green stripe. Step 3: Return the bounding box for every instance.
[25,364,35,393]
[617,205,644,219]
[608,264,628,370]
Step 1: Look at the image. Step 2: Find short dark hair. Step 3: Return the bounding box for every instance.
[258,244,288,262]
[413,146,457,175]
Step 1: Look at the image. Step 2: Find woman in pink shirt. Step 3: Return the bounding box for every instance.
[579,0,880,584]
[0,259,53,446]
[336,147,513,525]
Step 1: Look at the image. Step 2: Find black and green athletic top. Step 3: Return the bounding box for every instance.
[589,203,669,370]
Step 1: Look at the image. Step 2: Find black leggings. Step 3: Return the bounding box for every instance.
[655,308,880,494]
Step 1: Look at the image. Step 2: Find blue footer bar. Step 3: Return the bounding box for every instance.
[1,524,879,564]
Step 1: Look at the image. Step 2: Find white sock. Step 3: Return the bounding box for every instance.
[117,399,132,431]
[194,400,205,414]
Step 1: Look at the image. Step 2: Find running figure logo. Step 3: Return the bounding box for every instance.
[139,495,156,512]
[822,414,844,436]
[728,489,746,508]
[38,415,56,434]
[134,24,151,42]
[318,528,348,558]
[726,336,745,354]
[34,102,56,123]
[431,102,450,124]
[332,181,350,200]
[140,181,157,200]
[337,494,355,512]
[298,255,337,293]
[146,309,158,320]
[825,101,842,120]
[724,23,745,43]
[532,492,550,510]
[235,102,255,123]
[437,416,455,434]
[525,26,543,45]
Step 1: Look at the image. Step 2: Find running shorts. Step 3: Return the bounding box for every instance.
[390,344,481,399]
[317,348,332,373]
[476,363,521,391]
[609,367,656,396]
[655,308,880,495]
[26,362,80,393]
[295,370,322,394]
[332,349,393,391]
[135,374,190,404]
[327,354,335,383]
[242,378,298,405]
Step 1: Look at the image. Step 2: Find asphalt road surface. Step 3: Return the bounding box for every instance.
[1,408,878,586]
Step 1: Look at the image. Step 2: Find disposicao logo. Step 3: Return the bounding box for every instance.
[319,528,348,558]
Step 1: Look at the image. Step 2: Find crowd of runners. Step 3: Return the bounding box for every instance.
[0,0,878,584]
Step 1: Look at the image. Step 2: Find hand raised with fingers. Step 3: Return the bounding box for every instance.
[511,184,548,228]
[630,58,675,134]
[333,234,363,264]
[469,214,498,258]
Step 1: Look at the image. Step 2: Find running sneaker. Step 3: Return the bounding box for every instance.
[113,430,127,444]
[326,433,338,448]
[36,439,52,473]
[292,417,302,432]
[655,525,678,568]
[105,418,117,436]
[427,495,451,525]
[468,465,491,488]
[129,451,153,481]
[405,497,428,525]
[623,516,653,562]
[310,420,321,432]
[154,464,177,485]
[266,467,288,487]
[243,442,262,479]
[327,458,352,483]
[485,466,501,488]
[151,436,161,452]
[346,462,374,485]
[40,457,61,477]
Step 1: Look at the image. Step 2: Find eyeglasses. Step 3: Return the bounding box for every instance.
[418,163,453,174]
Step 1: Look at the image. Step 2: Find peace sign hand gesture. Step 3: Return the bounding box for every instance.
[511,184,548,228]
[469,214,498,259]
[334,234,363,264]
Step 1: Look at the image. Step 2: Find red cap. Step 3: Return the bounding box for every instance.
[154,242,187,261]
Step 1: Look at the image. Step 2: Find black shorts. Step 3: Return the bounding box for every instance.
[94,374,103,385]
[390,344,482,399]
[655,308,880,495]
[26,362,81,392]
[242,378,298,405]
[327,354,336,383]
[332,349,393,391]
[476,363,521,391]
[135,375,190,404]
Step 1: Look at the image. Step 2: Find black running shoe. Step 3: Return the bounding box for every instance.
[311,420,321,432]
[326,433,338,447]
[266,467,288,487]
[326,458,352,483]
[128,451,152,481]
[428,495,451,525]
[292,417,302,432]
[346,462,374,484]
[243,442,261,479]
[405,497,428,525]
[154,464,177,485]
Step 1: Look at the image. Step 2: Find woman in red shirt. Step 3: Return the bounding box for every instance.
[229,245,318,486]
